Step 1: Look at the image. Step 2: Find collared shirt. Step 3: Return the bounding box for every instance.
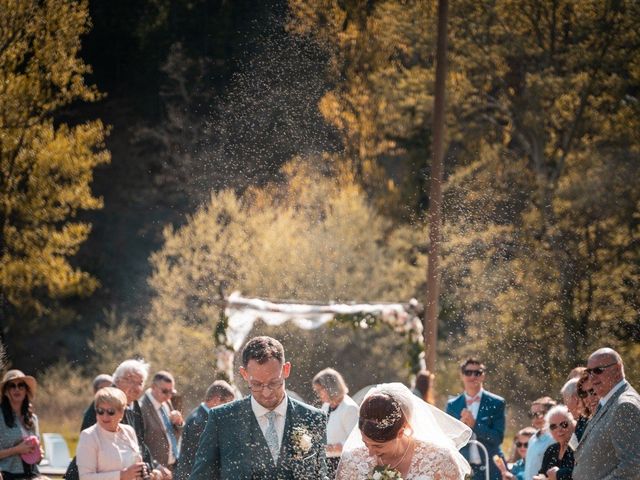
[200,402,211,413]
[146,390,177,464]
[464,388,484,419]
[251,395,288,448]
[599,379,627,408]
[523,429,554,480]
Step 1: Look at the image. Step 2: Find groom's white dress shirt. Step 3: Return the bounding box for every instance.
[251,395,288,447]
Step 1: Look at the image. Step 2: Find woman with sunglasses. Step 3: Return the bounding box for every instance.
[498,427,535,480]
[0,370,43,480]
[76,387,149,480]
[575,374,598,442]
[533,406,575,480]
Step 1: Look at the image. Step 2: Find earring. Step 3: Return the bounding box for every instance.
[403,427,413,437]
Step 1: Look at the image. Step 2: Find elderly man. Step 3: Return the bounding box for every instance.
[573,347,640,479]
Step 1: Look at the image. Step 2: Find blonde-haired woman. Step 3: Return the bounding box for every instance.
[77,388,148,480]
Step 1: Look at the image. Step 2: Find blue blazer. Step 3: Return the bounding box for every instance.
[190,396,328,480]
[446,390,505,480]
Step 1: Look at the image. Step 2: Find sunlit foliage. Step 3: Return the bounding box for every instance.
[0,0,110,336]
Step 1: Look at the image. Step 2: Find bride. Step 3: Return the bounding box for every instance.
[335,383,472,480]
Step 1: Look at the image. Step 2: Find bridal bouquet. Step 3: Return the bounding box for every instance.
[367,465,404,480]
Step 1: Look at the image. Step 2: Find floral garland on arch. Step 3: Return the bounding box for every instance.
[213,292,425,381]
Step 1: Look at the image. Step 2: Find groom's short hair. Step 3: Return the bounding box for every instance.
[241,336,285,367]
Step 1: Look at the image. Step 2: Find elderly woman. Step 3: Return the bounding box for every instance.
[76,387,146,480]
[534,405,575,480]
[0,370,43,480]
[312,368,358,478]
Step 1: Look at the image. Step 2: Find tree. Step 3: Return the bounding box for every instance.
[0,0,109,341]
[147,157,426,398]
[286,0,640,400]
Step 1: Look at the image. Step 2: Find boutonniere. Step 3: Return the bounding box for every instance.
[291,426,313,458]
[367,465,404,480]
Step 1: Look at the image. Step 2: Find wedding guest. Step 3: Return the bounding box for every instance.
[573,347,640,479]
[0,370,43,479]
[140,371,184,470]
[534,405,575,480]
[93,374,114,394]
[523,397,556,480]
[174,380,234,480]
[565,367,585,381]
[501,427,535,480]
[560,378,582,445]
[76,387,148,480]
[446,357,506,480]
[312,368,358,478]
[576,373,598,422]
[411,369,435,404]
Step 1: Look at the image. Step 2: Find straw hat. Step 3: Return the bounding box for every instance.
[1,369,37,399]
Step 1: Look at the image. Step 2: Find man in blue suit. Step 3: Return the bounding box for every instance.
[446,357,506,480]
[190,336,328,480]
[174,380,235,480]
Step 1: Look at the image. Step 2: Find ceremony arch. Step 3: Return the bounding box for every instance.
[213,291,425,382]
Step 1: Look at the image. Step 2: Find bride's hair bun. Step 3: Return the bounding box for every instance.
[359,393,407,442]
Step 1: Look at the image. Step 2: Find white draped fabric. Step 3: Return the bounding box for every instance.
[224,291,423,350]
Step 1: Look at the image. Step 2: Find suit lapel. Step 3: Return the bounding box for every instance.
[579,383,628,444]
[243,398,277,475]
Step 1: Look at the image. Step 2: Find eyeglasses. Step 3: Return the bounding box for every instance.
[585,362,617,376]
[549,421,569,431]
[515,441,528,448]
[248,377,285,392]
[96,407,117,416]
[577,389,588,399]
[528,411,545,419]
[7,382,27,390]
[462,369,484,377]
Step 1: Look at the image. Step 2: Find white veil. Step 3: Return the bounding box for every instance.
[343,383,471,476]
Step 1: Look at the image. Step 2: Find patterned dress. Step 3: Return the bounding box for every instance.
[336,439,466,480]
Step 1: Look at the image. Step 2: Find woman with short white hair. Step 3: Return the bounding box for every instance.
[533,405,575,480]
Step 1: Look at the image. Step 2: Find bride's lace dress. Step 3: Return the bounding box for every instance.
[335,439,464,480]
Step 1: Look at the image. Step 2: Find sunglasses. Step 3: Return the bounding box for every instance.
[160,388,176,396]
[7,382,27,390]
[549,421,569,431]
[588,389,597,397]
[515,441,528,448]
[528,411,545,419]
[585,362,617,376]
[96,407,117,416]
[462,369,484,377]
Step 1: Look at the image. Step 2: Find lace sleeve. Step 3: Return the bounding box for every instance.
[335,447,373,480]
[412,440,466,480]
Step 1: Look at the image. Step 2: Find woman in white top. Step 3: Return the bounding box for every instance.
[76,388,146,480]
[312,368,358,479]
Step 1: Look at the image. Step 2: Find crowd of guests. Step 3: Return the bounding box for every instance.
[0,343,638,480]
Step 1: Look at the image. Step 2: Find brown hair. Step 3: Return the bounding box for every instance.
[359,393,407,442]
[460,357,485,371]
[413,370,435,404]
[205,380,235,401]
[241,336,285,367]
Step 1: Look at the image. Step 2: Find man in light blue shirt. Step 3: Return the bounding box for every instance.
[523,397,556,480]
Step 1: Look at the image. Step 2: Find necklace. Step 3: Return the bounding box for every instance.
[379,438,413,470]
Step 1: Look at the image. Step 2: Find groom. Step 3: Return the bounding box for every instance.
[190,336,329,480]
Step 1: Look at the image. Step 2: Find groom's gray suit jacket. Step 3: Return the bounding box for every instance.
[189,395,328,480]
[573,381,640,480]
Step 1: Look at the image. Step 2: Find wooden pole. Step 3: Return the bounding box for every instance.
[424,0,449,374]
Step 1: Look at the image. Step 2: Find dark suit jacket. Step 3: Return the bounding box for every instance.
[190,396,328,480]
[574,382,640,479]
[174,404,209,480]
[446,390,505,480]
[139,393,182,468]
